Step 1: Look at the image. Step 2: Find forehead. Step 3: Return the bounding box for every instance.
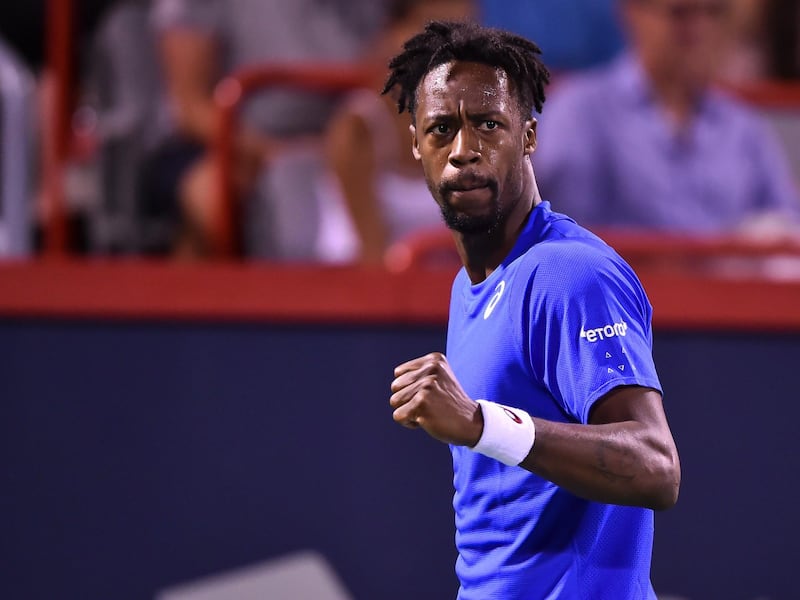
[416,61,515,117]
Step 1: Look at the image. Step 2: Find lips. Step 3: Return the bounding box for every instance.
[448,185,493,207]
[452,183,489,193]
[447,174,492,192]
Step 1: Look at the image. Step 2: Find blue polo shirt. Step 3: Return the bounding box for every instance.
[446,201,662,599]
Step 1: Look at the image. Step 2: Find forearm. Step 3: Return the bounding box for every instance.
[520,418,680,510]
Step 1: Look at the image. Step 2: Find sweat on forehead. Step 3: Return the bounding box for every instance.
[415,61,518,116]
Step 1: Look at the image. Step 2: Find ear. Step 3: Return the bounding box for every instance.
[523,118,537,156]
[410,123,421,160]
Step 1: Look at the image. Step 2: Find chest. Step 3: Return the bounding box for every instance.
[446,278,560,420]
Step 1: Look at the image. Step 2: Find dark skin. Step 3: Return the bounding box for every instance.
[390,61,680,510]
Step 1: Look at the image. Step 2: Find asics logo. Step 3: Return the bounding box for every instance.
[580,320,628,343]
[483,280,506,320]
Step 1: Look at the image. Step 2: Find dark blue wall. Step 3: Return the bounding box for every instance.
[1,320,797,599]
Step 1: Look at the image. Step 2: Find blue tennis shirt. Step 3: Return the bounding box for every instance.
[446,201,662,599]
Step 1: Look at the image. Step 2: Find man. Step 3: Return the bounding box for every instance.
[145,0,386,256]
[535,0,800,234]
[386,21,680,599]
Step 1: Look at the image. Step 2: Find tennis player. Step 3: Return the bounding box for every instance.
[387,21,681,599]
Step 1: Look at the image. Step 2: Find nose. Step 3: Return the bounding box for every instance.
[449,127,481,168]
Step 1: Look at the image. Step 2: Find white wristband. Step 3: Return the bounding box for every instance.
[472,400,535,466]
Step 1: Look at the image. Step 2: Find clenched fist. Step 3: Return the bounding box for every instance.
[390,352,484,446]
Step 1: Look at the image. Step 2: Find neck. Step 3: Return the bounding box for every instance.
[642,60,707,127]
[454,166,540,284]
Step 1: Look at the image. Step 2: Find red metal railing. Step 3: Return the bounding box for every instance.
[42,0,75,256]
[385,226,800,275]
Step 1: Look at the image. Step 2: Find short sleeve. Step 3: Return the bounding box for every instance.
[524,243,662,423]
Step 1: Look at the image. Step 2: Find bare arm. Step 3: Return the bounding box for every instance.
[391,353,680,511]
[326,110,390,264]
[158,28,274,181]
[521,386,680,510]
[158,28,219,142]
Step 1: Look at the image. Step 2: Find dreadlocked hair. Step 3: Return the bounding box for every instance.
[382,20,550,118]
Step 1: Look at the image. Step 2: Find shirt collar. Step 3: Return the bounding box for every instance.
[503,201,552,267]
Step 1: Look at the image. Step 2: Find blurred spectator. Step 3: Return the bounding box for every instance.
[0,36,36,257]
[535,0,800,236]
[480,0,625,71]
[144,0,387,257]
[720,0,769,83]
[71,0,162,253]
[722,0,800,83]
[0,0,121,73]
[316,0,476,265]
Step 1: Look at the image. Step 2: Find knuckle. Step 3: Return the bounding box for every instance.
[428,351,446,364]
[418,376,437,395]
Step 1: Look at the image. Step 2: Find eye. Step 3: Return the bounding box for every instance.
[482,120,498,130]
[433,123,451,135]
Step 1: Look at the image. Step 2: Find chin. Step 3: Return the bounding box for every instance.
[442,207,503,235]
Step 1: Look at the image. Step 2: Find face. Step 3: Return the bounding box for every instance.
[411,61,536,235]
[624,0,734,85]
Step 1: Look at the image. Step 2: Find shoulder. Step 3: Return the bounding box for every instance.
[706,88,775,134]
[525,235,622,286]
[512,226,645,311]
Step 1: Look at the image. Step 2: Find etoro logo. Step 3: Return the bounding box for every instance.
[580,320,628,343]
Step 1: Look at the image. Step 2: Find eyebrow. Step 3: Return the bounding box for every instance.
[421,109,506,124]
[468,111,506,121]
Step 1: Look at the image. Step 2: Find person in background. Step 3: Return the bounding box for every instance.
[317,0,476,265]
[534,0,800,236]
[0,35,36,257]
[144,0,387,257]
[720,0,771,83]
[722,0,800,83]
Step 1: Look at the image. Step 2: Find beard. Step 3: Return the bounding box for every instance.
[437,180,504,235]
